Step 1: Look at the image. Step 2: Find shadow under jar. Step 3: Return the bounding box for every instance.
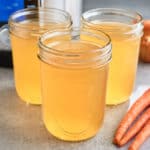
[9,7,72,104]
[38,28,112,141]
[82,8,143,105]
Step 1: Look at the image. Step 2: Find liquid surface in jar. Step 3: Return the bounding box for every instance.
[41,41,108,141]
[89,21,141,105]
[10,21,67,104]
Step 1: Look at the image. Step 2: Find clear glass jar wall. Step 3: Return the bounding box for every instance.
[38,28,112,141]
[82,8,143,105]
[9,7,72,104]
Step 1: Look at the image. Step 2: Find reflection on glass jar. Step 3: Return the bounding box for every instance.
[9,7,72,104]
[38,28,111,141]
[82,8,143,105]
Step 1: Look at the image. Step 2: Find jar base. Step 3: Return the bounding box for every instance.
[15,89,41,105]
[106,96,130,106]
[47,130,97,142]
[44,121,102,142]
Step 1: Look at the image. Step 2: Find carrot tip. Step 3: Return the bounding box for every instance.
[113,138,120,145]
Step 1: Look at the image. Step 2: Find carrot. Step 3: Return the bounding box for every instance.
[114,88,150,144]
[128,119,150,150]
[119,107,150,146]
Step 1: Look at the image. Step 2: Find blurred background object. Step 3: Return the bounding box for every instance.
[140,20,150,63]
[25,0,38,8]
[0,0,38,68]
[39,0,82,27]
[0,0,24,25]
[0,0,38,26]
[40,0,65,10]
[65,0,82,27]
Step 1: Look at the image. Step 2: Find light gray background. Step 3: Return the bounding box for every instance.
[83,0,150,19]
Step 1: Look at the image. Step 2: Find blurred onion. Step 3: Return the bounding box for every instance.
[140,20,150,63]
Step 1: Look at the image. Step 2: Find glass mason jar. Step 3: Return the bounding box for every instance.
[9,7,72,104]
[82,8,143,105]
[38,28,112,141]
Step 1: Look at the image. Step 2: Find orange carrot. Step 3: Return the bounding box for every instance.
[114,88,150,144]
[119,108,150,146]
[128,119,150,150]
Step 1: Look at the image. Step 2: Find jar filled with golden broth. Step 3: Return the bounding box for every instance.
[9,8,72,104]
[82,8,143,105]
[38,28,112,141]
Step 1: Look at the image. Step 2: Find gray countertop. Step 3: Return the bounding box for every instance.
[0,62,150,150]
